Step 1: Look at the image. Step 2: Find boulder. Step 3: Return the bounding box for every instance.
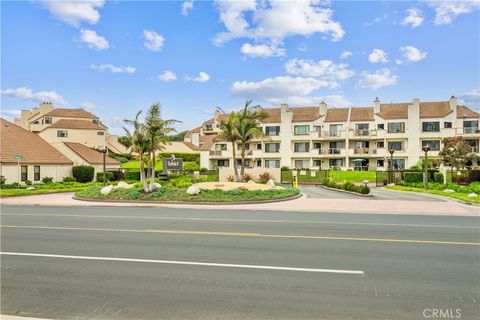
[467,193,477,198]
[266,179,275,187]
[247,180,256,184]
[154,182,162,189]
[444,189,455,193]
[100,185,114,195]
[26,186,36,190]
[186,185,200,195]
[387,183,395,187]
[116,181,129,188]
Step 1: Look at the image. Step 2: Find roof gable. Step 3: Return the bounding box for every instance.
[44,108,99,119]
[64,142,119,165]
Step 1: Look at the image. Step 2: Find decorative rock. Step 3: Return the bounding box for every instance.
[186,185,200,195]
[100,185,114,195]
[26,186,36,190]
[154,182,162,189]
[116,181,129,188]
[266,179,275,187]
[467,193,477,198]
[444,189,455,193]
[387,183,395,187]
[247,180,256,184]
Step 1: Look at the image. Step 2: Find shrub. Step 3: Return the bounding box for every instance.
[200,168,209,174]
[25,180,32,186]
[404,172,424,184]
[238,186,249,191]
[467,170,480,183]
[96,172,114,182]
[183,161,200,171]
[109,171,123,181]
[281,166,290,171]
[258,172,273,184]
[433,172,444,184]
[72,165,95,183]
[243,173,255,182]
[227,175,235,182]
[41,177,54,184]
[124,171,140,181]
[159,152,199,162]
[323,178,370,195]
[63,176,76,183]
[0,176,5,185]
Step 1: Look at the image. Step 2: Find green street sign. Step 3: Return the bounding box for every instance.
[15,155,23,159]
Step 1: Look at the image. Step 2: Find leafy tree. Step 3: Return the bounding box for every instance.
[118,135,132,148]
[439,136,472,181]
[218,111,240,181]
[169,131,187,142]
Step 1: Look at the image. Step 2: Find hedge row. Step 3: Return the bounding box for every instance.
[324,179,370,194]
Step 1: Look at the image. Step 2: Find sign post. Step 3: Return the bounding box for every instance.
[15,155,23,188]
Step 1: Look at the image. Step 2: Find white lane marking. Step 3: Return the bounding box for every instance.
[0,252,364,276]
[2,213,478,229]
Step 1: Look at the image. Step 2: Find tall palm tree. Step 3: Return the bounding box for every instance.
[124,111,151,192]
[236,100,267,179]
[218,110,240,181]
[145,103,180,192]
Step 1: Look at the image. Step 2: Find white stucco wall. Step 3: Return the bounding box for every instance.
[0,163,72,184]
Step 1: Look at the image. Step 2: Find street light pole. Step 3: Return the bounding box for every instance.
[102,147,107,184]
[388,149,395,184]
[422,145,430,189]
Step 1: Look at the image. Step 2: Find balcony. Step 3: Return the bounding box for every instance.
[471,147,480,153]
[459,127,480,135]
[352,129,378,138]
[318,148,345,157]
[209,150,230,157]
[320,130,345,139]
[352,148,377,155]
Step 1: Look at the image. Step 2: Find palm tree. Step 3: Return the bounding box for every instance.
[236,100,267,179]
[144,103,180,192]
[124,111,151,192]
[218,110,240,181]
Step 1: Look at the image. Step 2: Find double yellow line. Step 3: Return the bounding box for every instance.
[2,224,479,246]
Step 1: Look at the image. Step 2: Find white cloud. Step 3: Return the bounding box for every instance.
[188,72,210,83]
[143,29,165,52]
[90,64,136,73]
[157,70,177,81]
[214,0,344,45]
[400,8,424,28]
[240,43,286,57]
[298,43,308,52]
[80,101,96,110]
[368,49,388,64]
[1,109,22,119]
[2,87,68,106]
[400,45,428,62]
[340,50,352,59]
[284,59,355,81]
[78,29,109,50]
[429,1,480,25]
[182,1,194,16]
[231,76,334,101]
[355,69,398,90]
[459,89,480,109]
[38,0,105,27]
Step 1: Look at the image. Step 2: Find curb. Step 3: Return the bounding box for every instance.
[321,185,373,197]
[72,192,303,206]
[381,187,480,207]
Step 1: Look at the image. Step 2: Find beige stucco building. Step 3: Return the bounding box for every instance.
[184,97,480,171]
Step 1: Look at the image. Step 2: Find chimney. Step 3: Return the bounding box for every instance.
[38,102,54,114]
[319,100,327,116]
[280,103,289,113]
[449,95,457,111]
[373,97,381,113]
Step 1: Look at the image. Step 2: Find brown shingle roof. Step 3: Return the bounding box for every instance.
[377,103,409,119]
[324,108,349,122]
[183,141,199,151]
[419,101,452,118]
[350,107,374,121]
[0,118,72,165]
[64,142,119,165]
[457,105,480,118]
[199,134,219,151]
[44,108,99,119]
[44,119,106,130]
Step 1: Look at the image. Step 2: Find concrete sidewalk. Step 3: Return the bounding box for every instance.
[1,191,478,216]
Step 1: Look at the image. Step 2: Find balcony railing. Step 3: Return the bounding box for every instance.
[471,147,480,153]
[209,150,224,156]
[319,148,343,155]
[320,130,345,138]
[462,127,480,134]
[353,129,377,137]
[353,148,377,155]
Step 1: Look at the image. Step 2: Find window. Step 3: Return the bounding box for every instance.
[205,124,213,131]
[377,123,385,130]
[313,160,322,167]
[329,159,343,168]
[313,125,322,132]
[33,120,39,124]
[387,141,403,151]
[265,143,280,153]
[97,131,105,136]
[294,160,310,169]
[377,141,384,148]
[444,122,452,128]
[313,142,322,149]
[265,126,280,136]
[377,160,384,167]
[422,140,440,151]
[217,159,229,167]
[294,142,310,152]
[34,166,40,181]
[21,166,28,181]
[57,130,68,138]
[391,159,405,170]
[265,160,280,168]
[256,143,262,150]
[466,140,479,152]
[387,122,405,133]
[215,144,227,151]
[294,125,310,135]
[463,120,479,128]
[44,117,52,124]
[256,159,262,167]
[329,141,343,149]
[355,141,369,148]
[92,119,99,125]
[422,121,440,132]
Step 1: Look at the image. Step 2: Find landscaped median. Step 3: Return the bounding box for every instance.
[0,182,101,197]
[323,178,371,195]
[385,183,480,204]
[75,181,300,204]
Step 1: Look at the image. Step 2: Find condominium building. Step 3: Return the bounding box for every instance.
[184,96,480,171]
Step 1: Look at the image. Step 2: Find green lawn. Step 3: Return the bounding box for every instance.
[121,160,163,170]
[328,170,376,183]
[0,182,101,197]
[385,185,480,204]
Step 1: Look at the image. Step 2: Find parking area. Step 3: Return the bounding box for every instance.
[299,185,445,201]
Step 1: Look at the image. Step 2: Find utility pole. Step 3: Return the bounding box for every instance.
[422,145,430,189]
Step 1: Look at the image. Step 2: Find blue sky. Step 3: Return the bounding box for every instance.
[1,0,479,134]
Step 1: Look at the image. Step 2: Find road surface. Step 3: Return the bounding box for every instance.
[1,205,479,319]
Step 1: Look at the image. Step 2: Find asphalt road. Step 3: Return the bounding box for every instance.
[1,205,479,320]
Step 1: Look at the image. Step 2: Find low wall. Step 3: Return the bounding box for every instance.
[219,167,281,182]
